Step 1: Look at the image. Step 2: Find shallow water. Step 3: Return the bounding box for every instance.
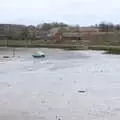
[0,48,120,120]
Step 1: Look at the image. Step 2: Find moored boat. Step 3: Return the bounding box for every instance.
[32,51,45,58]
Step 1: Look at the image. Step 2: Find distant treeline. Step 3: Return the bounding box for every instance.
[1,21,120,40]
[95,22,120,32]
[37,22,120,32]
[37,22,69,30]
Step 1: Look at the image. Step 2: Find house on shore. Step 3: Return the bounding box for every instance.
[0,24,26,40]
[48,27,81,43]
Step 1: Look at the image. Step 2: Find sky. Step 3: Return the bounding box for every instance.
[0,0,119,26]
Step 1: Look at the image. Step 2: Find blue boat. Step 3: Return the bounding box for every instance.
[32,51,45,58]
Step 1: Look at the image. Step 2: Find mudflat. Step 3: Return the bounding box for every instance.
[0,48,120,120]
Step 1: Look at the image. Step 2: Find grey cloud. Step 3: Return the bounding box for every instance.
[0,0,120,25]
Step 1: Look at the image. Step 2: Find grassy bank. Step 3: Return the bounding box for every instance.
[4,44,120,54]
[0,40,86,49]
[88,45,120,54]
[0,40,120,54]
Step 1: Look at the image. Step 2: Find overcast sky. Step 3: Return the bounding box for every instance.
[0,0,119,26]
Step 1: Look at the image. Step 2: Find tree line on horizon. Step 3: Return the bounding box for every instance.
[36,22,69,30]
[36,22,120,32]
[97,22,120,32]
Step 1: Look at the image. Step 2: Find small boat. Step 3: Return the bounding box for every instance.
[2,56,10,58]
[32,51,45,58]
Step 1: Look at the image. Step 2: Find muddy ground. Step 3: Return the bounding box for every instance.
[0,47,120,120]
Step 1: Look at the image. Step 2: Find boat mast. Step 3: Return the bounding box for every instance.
[12,48,15,57]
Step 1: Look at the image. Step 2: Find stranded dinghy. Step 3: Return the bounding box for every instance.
[32,51,45,58]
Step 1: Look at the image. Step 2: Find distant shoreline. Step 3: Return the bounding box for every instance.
[0,39,120,54]
[0,43,120,55]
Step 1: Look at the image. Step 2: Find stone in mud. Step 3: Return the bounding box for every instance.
[3,56,10,58]
[78,90,87,93]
